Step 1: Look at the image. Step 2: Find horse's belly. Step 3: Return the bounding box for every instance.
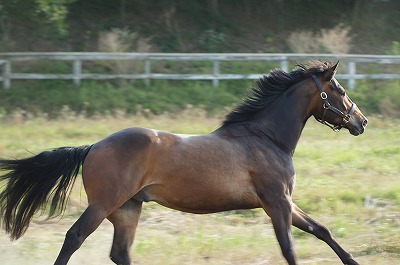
[137,174,261,213]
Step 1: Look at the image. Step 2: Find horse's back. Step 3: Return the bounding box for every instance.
[81,126,198,190]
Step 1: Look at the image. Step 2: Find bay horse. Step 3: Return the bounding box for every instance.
[0,61,368,265]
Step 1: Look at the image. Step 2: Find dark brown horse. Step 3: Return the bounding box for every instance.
[0,61,368,265]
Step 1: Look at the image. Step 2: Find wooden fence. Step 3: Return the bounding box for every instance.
[1,52,400,89]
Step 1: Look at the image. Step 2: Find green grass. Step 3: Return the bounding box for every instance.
[0,80,246,117]
[1,78,400,120]
[0,113,399,264]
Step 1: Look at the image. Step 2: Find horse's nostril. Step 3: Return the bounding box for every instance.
[362,119,368,128]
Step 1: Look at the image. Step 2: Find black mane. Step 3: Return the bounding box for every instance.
[222,61,332,125]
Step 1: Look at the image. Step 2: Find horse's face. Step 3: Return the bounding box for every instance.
[312,63,368,136]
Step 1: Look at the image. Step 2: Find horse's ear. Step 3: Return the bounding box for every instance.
[323,61,339,81]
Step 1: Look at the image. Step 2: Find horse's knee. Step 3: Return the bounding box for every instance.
[314,224,332,241]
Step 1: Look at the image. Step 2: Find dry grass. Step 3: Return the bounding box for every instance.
[318,24,352,54]
[287,24,352,54]
[97,28,153,75]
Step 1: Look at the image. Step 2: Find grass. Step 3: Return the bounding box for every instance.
[0,112,399,264]
[1,78,399,120]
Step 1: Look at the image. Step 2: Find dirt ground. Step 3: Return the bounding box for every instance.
[1,204,399,265]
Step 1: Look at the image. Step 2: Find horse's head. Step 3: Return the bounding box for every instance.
[310,62,368,136]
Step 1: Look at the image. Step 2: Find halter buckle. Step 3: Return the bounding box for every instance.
[320,92,327,100]
[343,114,350,123]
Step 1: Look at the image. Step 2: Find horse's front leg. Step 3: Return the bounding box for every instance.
[261,195,297,265]
[291,204,359,265]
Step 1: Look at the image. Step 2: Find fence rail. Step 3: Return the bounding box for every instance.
[1,52,400,89]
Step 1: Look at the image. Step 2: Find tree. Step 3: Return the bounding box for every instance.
[35,0,77,37]
[0,0,76,41]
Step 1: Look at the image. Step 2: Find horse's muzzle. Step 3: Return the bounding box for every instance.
[347,117,368,136]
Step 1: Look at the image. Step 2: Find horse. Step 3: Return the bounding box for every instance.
[0,61,368,265]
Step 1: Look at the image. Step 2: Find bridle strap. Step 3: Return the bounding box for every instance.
[311,75,356,132]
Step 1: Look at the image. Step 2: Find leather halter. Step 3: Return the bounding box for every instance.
[311,75,356,132]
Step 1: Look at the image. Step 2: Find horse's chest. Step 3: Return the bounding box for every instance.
[250,152,296,194]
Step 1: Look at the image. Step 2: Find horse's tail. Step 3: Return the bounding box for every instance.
[0,145,92,240]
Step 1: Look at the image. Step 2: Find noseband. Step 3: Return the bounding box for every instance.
[311,75,356,132]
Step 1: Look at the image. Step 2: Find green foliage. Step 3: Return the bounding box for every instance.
[348,79,400,117]
[198,29,226,52]
[36,0,76,37]
[0,0,75,43]
[0,80,246,117]
[387,41,400,55]
[2,0,400,53]
[1,74,400,119]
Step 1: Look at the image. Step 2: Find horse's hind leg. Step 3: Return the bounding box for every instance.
[53,150,126,265]
[107,199,143,265]
[54,204,109,265]
[291,204,359,265]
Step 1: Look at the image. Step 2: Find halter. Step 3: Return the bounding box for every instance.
[311,75,356,132]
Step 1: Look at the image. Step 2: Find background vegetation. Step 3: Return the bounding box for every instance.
[0,1,399,118]
[0,77,399,120]
[1,0,399,54]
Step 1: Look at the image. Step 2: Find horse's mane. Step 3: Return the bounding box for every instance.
[222,61,332,126]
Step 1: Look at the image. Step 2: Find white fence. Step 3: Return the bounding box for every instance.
[1,52,400,89]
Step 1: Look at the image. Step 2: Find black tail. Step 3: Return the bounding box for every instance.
[0,145,92,240]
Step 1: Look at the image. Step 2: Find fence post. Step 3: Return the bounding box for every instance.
[280,57,288,72]
[144,59,151,86]
[348,61,356,90]
[73,59,82,87]
[213,60,219,87]
[3,61,11,89]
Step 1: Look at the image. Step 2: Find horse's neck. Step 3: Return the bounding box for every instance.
[254,86,313,156]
